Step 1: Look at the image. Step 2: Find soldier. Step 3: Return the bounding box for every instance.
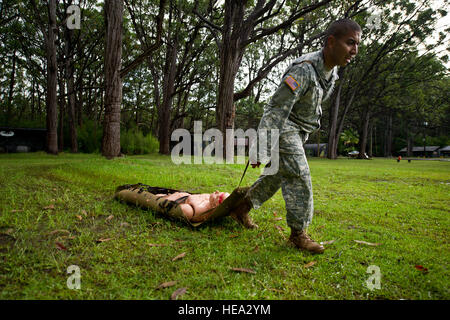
[229,19,362,254]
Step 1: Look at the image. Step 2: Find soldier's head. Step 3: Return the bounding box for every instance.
[323,19,361,68]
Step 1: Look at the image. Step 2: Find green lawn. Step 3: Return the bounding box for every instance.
[0,152,448,300]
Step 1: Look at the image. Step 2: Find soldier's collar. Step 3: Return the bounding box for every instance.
[318,50,339,86]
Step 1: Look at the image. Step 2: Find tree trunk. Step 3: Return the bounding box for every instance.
[216,0,248,159]
[336,90,355,147]
[358,109,370,159]
[384,113,393,157]
[46,0,58,155]
[58,73,65,152]
[135,80,142,126]
[37,85,42,119]
[148,56,160,137]
[102,0,123,159]
[6,49,16,126]
[65,27,78,153]
[406,129,413,157]
[327,67,346,159]
[31,77,36,120]
[217,45,242,160]
[368,121,373,158]
[158,38,178,155]
[77,82,83,127]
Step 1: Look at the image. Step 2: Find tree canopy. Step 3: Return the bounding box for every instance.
[0,0,448,158]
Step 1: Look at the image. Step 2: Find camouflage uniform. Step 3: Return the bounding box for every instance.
[248,50,339,231]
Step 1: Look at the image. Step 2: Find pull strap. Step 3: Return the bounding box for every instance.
[237,160,250,188]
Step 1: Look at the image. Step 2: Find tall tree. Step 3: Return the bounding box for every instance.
[31,0,59,154]
[102,0,124,158]
[64,1,78,153]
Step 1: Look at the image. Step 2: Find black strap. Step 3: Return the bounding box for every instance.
[237,160,250,188]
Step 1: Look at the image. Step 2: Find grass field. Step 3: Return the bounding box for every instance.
[0,152,448,300]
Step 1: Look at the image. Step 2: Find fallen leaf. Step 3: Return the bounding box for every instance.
[11,209,23,213]
[97,238,113,243]
[273,217,283,221]
[304,261,316,268]
[172,252,186,261]
[55,242,67,250]
[275,225,285,231]
[49,229,70,235]
[252,245,259,253]
[106,215,114,221]
[230,267,256,274]
[148,243,167,247]
[316,225,325,230]
[81,210,88,217]
[320,240,336,245]
[156,281,177,289]
[354,240,381,246]
[415,265,429,273]
[75,215,83,221]
[120,222,130,228]
[170,287,187,300]
[43,204,55,210]
[4,228,14,235]
[61,235,76,240]
[273,211,277,216]
[229,234,239,238]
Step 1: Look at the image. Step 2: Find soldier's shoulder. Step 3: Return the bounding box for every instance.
[284,61,313,84]
[290,53,319,73]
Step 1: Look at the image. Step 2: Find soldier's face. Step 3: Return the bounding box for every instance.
[330,30,361,66]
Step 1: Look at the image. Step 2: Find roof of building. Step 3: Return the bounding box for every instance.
[438,146,450,152]
[399,146,440,152]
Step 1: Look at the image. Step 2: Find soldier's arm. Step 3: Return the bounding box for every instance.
[257,63,311,132]
[250,63,311,165]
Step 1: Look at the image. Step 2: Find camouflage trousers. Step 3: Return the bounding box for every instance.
[247,130,313,231]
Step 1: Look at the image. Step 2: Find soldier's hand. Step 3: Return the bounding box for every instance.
[251,161,261,168]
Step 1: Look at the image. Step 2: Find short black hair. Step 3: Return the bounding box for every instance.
[323,19,361,47]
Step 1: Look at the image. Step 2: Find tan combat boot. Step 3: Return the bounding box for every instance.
[289,229,324,254]
[229,195,258,229]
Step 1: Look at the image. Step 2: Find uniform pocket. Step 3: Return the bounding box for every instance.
[278,131,304,154]
[280,152,310,178]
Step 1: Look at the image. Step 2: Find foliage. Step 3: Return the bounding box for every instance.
[0,0,448,157]
[120,127,159,155]
[338,129,360,154]
[77,120,103,153]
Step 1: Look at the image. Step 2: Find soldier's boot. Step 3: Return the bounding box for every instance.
[229,195,258,229]
[289,229,324,254]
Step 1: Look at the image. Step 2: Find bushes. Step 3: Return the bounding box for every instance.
[78,121,159,155]
[120,128,159,155]
[1,116,159,155]
[77,120,103,153]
